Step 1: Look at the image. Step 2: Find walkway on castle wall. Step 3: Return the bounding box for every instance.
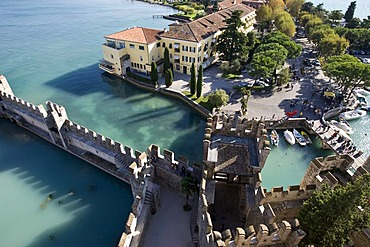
[142,188,192,247]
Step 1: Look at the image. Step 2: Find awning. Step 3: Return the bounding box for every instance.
[99,59,114,66]
[324,91,335,98]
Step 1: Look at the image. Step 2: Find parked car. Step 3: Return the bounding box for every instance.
[254,80,269,87]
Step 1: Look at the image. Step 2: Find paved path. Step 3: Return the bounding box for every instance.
[142,188,192,247]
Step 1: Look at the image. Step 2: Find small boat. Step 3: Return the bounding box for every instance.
[361,105,370,112]
[356,93,368,107]
[270,129,279,146]
[301,130,312,144]
[330,119,354,135]
[284,130,295,145]
[339,109,366,121]
[293,129,307,146]
[354,88,370,96]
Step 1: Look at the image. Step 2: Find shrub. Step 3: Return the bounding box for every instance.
[209,89,229,108]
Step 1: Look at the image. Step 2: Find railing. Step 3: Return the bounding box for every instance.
[99,64,115,73]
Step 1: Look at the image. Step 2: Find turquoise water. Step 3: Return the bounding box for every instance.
[309,0,369,19]
[0,119,133,247]
[0,0,206,246]
[261,130,333,190]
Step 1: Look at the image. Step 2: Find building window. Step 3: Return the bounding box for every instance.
[190,47,195,53]
[131,62,134,67]
[140,56,143,61]
[107,40,115,48]
[140,64,143,69]
[170,54,172,59]
[139,45,144,50]
[144,65,146,70]
[162,42,165,47]
[182,45,188,52]
[182,56,184,62]
[174,43,180,52]
[110,54,114,59]
[198,46,201,52]
[176,64,180,70]
[152,56,154,61]
[130,44,135,49]
[158,53,160,58]
[191,57,195,63]
[119,42,125,49]
[157,42,161,48]
[169,44,173,49]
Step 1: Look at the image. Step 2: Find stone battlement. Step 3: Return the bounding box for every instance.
[259,185,316,205]
[1,91,47,118]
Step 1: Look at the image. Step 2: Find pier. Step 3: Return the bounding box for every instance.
[152,14,164,18]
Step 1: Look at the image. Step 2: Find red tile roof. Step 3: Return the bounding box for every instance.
[160,4,255,42]
[105,27,163,44]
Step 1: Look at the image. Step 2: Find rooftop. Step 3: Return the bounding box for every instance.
[105,27,163,44]
[160,4,255,42]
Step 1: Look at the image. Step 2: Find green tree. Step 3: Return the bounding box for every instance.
[181,176,197,211]
[299,174,370,247]
[165,68,173,88]
[328,10,344,26]
[163,47,170,75]
[256,4,273,33]
[217,10,247,62]
[346,17,361,28]
[250,53,276,80]
[240,88,251,115]
[274,11,296,38]
[301,2,314,13]
[310,25,335,45]
[253,43,288,83]
[208,89,229,108]
[305,17,323,37]
[318,33,349,57]
[201,0,210,10]
[196,65,203,98]
[344,1,357,23]
[212,0,219,13]
[278,67,291,86]
[268,0,285,16]
[189,62,196,95]
[262,31,302,58]
[150,62,158,87]
[322,55,370,98]
[361,15,370,28]
[285,0,304,19]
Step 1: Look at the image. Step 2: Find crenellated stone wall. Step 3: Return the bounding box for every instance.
[0,75,196,247]
[258,185,316,205]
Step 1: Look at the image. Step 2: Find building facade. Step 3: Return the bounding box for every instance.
[99,3,256,77]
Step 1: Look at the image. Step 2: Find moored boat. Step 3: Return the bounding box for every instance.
[270,129,279,146]
[284,130,295,145]
[354,88,370,96]
[361,105,370,112]
[339,109,366,121]
[293,129,307,146]
[301,130,312,144]
[330,119,354,135]
[356,93,368,107]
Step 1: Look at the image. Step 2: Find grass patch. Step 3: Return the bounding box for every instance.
[183,91,213,111]
[222,73,242,80]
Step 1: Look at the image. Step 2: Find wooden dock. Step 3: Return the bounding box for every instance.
[311,120,366,170]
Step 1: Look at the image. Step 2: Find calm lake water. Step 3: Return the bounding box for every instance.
[309,0,369,19]
[1,0,369,245]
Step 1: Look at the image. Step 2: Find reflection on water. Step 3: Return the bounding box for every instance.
[0,120,133,247]
[261,130,334,190]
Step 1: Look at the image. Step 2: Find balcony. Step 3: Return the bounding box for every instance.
[98,59,115,73]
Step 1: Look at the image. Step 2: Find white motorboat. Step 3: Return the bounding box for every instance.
[293,129,307,146]
[284,130,295,145]
[339,109,366,121]
[270,129,279,146]
[330,120,354,135]
[361,105,370,112]
[354,88,370,96]
[356,93,368,107]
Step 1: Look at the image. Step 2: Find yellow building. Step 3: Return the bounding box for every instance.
[99,3,256,77]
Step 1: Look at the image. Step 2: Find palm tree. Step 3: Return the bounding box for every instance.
[181,176,197,211]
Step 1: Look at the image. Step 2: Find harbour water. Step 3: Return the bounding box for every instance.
[309,0,369,19]
[1,0,369,245]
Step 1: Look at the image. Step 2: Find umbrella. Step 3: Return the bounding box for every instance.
[286,109,298,118]
[324,91,335,98]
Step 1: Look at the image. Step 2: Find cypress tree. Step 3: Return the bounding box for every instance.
[196,65,203,98]
[344,1,356,23]
[163,47,170,75]
[190,62,196,95]
[165,69,173,88]
[150,62,158,87]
